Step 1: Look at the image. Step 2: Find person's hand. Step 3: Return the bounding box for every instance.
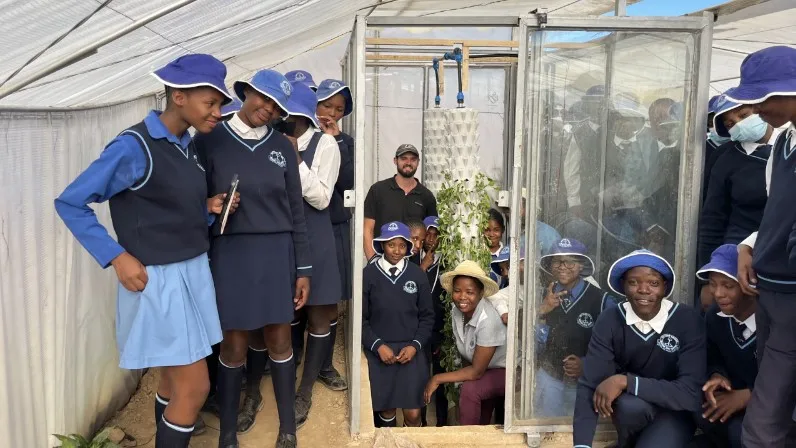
[207,192,240,215]
[702,373,732,408]
[318,116,340,136]
[377,345,396,365]
[563,355,583,379]
[111,252,148,292]
[424,377,440,404]
[501,313,508,325]
[540,282,567,315]
[738,244,758,296]
[294,277,310,310]
[593,374,627,418]
[396,346,417,364]
[703,389,751,423]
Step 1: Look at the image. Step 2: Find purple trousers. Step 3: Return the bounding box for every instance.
[459,368,506,425]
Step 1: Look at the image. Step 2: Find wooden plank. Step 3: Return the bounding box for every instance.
[438,58,444,95]
[365,37,518,48]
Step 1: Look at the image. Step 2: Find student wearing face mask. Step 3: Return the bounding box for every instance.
[697,95,778,269]
[704,95,732,202]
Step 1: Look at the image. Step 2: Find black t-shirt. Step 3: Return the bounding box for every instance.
[364,176,437,236]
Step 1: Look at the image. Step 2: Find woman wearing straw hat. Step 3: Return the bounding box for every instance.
[534,238,615,418]
[363,221,434,427]
[54,54,237,446]
[424,260,507,425]
[572,249,705,448]
[195,69,309,448]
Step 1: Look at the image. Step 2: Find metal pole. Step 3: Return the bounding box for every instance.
[0,0,199,101]
[615,0,628,16]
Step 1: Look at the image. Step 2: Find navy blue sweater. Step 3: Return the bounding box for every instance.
[330,132,354,224]
[752,131,796,292]
[705,304,757,390]
[573,302,706,446]
[698,142,770,266]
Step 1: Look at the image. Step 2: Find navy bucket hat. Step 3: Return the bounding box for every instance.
[221,98,242,117]
[490,243,525,277]
[233,69,292,117]
[724,46,796,104]
[696,244,739,282]
[151,54,233,105]
[708,95,721,115]
[712,94,743,137]
[285,70,317,90]
[424,216,439,231]
[316,79,353,117]
[284,81,320,128]
[540,238,595,277]
[608,249,676,298]
[373,222,413,257]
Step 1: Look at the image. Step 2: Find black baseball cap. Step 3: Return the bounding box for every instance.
[395,143,419,157]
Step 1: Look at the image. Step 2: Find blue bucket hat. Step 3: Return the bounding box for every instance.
[708,95,721,115]
[151,54,233,105]
[316,79,353,117]
[284,81,320,128]
[489,243,526,277]
[285,70,317,90]
[424,216,439,231]
[724,46,796,104]
[373,222,413,257]
[233,69,292,118]
[221,98,242,117]
[712,94,743,137]
[540,238,595,277]
[608,249,676,298]
[696,244,739,282]
[583,85,605,100]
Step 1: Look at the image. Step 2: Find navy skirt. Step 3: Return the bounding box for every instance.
[210,233,295,330]
[365,341,429,411]
[333,221,352,300]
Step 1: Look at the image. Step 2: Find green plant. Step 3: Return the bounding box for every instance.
[53,429,119,448]
[436,170,495,403]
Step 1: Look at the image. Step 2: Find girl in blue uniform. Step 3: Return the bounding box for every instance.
[573,250,705,448]
[54,54,235,447]
[363,222,435,427]
[314,78,355,392]
[194,69,310,448]
[279,81,343,428]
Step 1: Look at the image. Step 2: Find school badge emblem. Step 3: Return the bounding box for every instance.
[280,80,292,96]
[192,153,205,172]
[403,281,418,294]
[657,334,680,353]
[387,222,399,231]
[268,151,287,168]
[329,81,342,89]
[577,313,594,329]
[294,72,306,81]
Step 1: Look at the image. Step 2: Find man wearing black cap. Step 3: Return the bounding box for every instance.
[364,144,437,260]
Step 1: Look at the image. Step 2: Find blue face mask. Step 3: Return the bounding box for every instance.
[729,114,767,143]
[708,128,731,145]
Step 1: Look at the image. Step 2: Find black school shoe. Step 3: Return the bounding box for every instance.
[275,433,298,448]
[236,391,264,434]
[294,395,312,429]
[317,367,348,391]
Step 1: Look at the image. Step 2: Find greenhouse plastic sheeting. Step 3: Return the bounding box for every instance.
[0,97,155,447]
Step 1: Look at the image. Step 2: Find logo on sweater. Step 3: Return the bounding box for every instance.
[280,80,292,96]
[269,151,287,168]
[657,334,680,353]
[294,72,306,81]
[577,313,594,329]
[192,153,205,172]
[403,281,418,294]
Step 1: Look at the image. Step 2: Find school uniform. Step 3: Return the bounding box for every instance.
[362,223,435,412]
[724,47,796,447]
[488,242,505,286]
[573,251,705,448]
[53,54,233,445]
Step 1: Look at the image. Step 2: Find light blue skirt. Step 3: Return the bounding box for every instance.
[116,252,223,370]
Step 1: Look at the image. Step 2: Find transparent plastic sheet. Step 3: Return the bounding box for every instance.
[0,96,155,447]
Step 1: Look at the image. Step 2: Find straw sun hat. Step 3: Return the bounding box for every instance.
[440,260,500,298]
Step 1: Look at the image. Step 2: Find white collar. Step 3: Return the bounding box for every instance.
[297,126,320,152]
[657,140,678,151]
[491,243,504,257]
[228,113,267,139]
[741,127,781,155]
[377,256,405,274]
[717,311,756,333]
[614,134,638,147]
[623,299,673,334]
[588,120,600,132]
[420,249,440,264]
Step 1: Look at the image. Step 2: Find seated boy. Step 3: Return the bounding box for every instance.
[573,250,705,448]
[692,244,756,448]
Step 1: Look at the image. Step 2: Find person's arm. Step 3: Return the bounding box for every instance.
[283,143,312,278]
[361,270,384,353]
[486,289,509,318]
[564,136,583,209]
[626,312,706,412]
[412,275,435,351]
[334,134,354,194]
[299,133,341,210]
[192,134,218,227]
[698,161,733,265]
[53,135,147,268]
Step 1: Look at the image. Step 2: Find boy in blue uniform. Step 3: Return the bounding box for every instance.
[195,69,309,448]
[54,54,236,447]
[573,250,705,448]
[726,45,796,448]
[363,222,435,427]
[691,244,756,448]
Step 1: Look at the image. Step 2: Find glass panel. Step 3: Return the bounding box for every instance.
[513,28,697,425]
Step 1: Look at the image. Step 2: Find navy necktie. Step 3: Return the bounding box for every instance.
[389,267,398,278]
[731,319,748,344]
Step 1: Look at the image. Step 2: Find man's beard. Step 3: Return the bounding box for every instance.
[398,166,417,178]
